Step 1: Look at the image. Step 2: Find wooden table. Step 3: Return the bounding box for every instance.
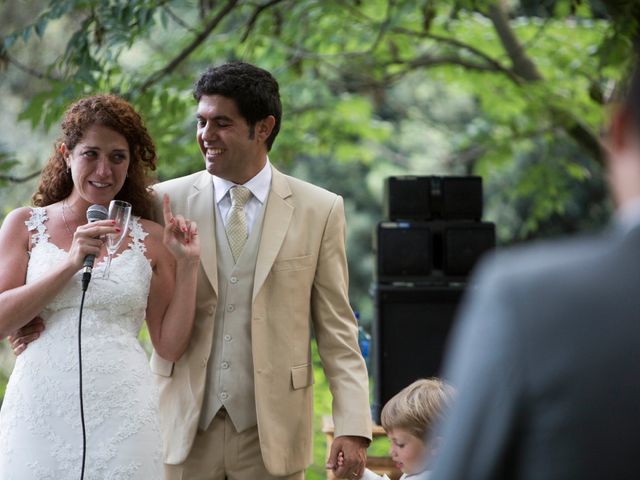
[322,416,402,480]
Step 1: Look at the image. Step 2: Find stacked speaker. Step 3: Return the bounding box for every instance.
[372,175,496,422]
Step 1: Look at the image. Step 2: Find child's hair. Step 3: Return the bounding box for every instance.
[380,378,454,439]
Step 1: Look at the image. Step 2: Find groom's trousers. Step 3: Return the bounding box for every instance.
[163,409,305,480]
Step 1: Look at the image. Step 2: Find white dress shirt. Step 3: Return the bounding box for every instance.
[212,160,272,235]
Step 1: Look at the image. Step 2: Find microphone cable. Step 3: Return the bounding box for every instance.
[75,203,107,480]
[77,289,88,480]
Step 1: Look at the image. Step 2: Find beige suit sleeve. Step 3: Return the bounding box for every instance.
[311,195,373,440]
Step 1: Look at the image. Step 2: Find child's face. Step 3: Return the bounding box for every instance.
[387,428,429,475]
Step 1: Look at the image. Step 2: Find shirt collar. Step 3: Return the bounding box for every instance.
[212,159,272,205]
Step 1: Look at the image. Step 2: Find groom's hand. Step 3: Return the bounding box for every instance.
[8,316,45,355]
[326,435,369,479]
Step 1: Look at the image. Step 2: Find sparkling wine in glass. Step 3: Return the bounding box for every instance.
[102,200,132,279]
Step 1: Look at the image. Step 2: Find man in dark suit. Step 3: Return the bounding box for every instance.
[430,64,640,480]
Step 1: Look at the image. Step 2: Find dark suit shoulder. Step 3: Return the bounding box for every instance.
[476,229,615,289]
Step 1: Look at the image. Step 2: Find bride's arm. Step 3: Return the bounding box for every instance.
[145,195,200,362]
[0,208,116,338]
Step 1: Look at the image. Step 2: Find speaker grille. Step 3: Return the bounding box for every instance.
[443,223,496,276]
[376,222,432,282]
[372,285,464,423]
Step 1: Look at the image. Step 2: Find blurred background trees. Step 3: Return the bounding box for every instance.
[1,0,638,474]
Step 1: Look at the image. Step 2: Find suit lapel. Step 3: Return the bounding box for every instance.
[253,168,293,301]
[188,172,218,296]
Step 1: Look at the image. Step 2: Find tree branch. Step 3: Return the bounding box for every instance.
[240,0,287,43]
[486,1,542,81]
[484,1,603,164]
[138,0,240,93]
[387,53,510,78]
[162,5,198,33]
[367,0,396,53]
[0,170,41,183]
[0,51,58,81]
[552,116,604,165]
[391,26,521,83]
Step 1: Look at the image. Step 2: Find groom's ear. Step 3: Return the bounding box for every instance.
[255,116,276,144]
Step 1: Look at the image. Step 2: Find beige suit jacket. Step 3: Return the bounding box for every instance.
[149,167,372,475]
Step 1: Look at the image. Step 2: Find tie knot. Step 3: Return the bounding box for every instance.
[230,186,252,207]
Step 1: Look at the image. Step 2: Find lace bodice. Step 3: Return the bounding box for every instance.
[0,207,162,479]
[26,207,152,329]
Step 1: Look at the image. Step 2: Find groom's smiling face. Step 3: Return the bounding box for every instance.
[196,95,266,185]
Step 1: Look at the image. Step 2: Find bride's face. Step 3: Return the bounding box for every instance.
[63,124,130,208]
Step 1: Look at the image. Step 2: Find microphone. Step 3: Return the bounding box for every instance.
[81,204,108,291]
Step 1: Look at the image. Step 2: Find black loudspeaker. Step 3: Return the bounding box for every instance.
[442,222,496,277]
[376,220,495,283]
[376,222,432,283]
[440,176,483,220]
[384,176,431,221]
[372,285,465,423]
[385,176,483,221]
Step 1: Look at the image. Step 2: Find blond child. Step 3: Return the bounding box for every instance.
[336,378,454,480]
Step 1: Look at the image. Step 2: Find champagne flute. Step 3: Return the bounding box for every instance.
[102,200,132,279]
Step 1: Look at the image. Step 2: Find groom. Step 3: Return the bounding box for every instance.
[150,62,372,479]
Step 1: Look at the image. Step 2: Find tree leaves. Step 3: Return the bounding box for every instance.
[1,0,636,242]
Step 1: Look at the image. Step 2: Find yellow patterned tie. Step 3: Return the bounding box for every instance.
[226,186,252,262]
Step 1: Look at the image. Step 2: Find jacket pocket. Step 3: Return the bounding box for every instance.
[150,350,175,377]
[290,363,315,390]
[273,254,314,272]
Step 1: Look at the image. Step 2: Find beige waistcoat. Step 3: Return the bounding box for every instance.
[198,198,266,432]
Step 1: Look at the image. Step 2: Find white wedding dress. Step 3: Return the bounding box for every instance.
[0,207,162,479]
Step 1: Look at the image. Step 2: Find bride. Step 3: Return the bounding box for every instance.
[0,94,200,479]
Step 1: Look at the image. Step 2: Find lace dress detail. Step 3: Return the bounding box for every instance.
[0,208,162,479]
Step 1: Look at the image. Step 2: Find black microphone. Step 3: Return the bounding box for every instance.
[81,204,108,291]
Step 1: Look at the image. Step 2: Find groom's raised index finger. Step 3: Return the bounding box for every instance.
[162,193,174,225]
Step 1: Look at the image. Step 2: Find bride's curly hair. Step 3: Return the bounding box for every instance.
[32,94,158,219]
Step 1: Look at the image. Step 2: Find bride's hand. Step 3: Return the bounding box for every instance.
[67,219,118,269]
[162,194,200,261]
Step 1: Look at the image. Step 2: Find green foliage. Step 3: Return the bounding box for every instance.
[2,1,634,203]
[0,369,7,406]
[308,339,332,479]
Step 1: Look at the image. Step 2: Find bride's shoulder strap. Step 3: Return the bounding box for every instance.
[24,207,50,248]
[128,216,149,254]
